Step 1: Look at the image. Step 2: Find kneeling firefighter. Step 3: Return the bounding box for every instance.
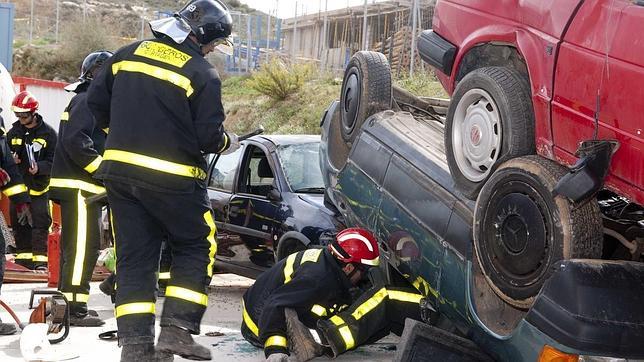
[50,50,113,327]
[241,228,424,361]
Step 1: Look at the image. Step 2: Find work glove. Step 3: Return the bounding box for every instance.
[0,168,10,186]
[221,132,240,155]
[16,203,32,226]
[265,353,289,362]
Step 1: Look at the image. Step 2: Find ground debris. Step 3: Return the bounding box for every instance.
[206,331,225,337]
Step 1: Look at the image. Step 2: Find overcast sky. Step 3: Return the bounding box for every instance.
[239,0,390,19]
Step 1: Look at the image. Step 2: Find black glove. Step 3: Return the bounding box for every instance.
[16,203,32,226]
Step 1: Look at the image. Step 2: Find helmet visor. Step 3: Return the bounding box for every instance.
[211,36,234,56]
[149,17,192,44]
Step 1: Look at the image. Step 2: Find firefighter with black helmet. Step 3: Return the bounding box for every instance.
[86,1,237,360]
[7,91,57,270]
[50,50,113,327]
[241,228,424,362]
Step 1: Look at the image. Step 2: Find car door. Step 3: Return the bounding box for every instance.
[206,146,244,261]
[226,142,281,269]
[552,0,644,200]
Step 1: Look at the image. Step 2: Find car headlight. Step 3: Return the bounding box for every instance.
[539,346,630,362]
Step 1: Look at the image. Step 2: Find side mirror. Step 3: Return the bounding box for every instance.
[267,188,282,202]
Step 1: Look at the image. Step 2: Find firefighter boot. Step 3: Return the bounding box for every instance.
[120,343,174,362]
[285,308,326,361]
[156,325,211,361]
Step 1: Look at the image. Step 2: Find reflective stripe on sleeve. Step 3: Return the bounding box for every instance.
[328,316,355,350]
[387,290,423,304]
[29,187,49,196]
[203,211,217,277]
[283,253,297,284]
[264,335,287,349]
[112,60,194,97]
[84,156,103,173]
[311,304,327,317]
[351,287,388,321]
[103,149,206,180]
[242,300,259,337]
[115,302,156,318]
[4,184,28,196]
[11,138,22,146]
[165,286,208,306]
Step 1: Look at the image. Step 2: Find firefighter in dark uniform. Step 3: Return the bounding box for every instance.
[0,116,31,335]
[50,50,113,327]
[86,1,237,360]
[8,91,56,270]
[242,228,424,362]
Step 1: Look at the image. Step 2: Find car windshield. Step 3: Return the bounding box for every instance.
[276,142,325,193]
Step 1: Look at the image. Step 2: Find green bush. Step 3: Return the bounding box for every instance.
[247,58,315,101]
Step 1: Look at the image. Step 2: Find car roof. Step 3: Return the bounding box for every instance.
[252,134,320,147]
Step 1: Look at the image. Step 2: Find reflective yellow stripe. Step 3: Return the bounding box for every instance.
[387,290,423,304]
[203,211,218,277]
[16,253,33,260]
[329,315,345,326]
[134,41,192,68]
[283,253,297,284]
[360,257,380,266]
[351,288,388,321]
[242,300,259,337]
[103,128,109,134]
[112,60,194,97]
[11,138,22,146]
[72,191,87,286]
[4,184,28,196]
[264,335,287,348]
[115,302,156,318]
[110,210,117,275]
[84,156,103,173]
[165,286,208,306]
[338,326,355,350]
[32,255,48,262]
[158,272,171,280]
[311,304,327,317]
[218,133,229,153]
[300,249,322,264]
[62,292,89,303]
[103,149,206,180]
[29,187,49,196]
[61,112,69,121]
[33,138,47,148]
[49,178,106,194]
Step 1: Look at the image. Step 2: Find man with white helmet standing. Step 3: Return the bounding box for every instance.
[87,0,238,360]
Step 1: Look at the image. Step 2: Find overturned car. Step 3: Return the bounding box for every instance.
[319,51,644,361]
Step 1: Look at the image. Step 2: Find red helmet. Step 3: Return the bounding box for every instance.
[329,228,380,267]
[11,91,39,113]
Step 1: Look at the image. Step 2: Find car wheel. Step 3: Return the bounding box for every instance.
[445,66,535,199]
[276,238,307,261]
[340,51,392,143]
[473,155,603,309]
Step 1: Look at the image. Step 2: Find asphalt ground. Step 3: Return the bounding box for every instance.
[0,274,398,361]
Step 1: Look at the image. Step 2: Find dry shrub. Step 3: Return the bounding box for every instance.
[248,58,315,101]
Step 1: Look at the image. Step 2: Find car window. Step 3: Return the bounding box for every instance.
[209,147,243,192]
[241,146,274,197]
[276,142,325,192]
[350,133,392,185]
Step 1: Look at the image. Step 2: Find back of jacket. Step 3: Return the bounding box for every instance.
[86,37,228,193]
[51,83,106,197]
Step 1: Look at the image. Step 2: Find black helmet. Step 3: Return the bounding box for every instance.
[177,0,233,46]
[80,51,113,82]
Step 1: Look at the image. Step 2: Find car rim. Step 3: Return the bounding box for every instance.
[341,70,360,136]
[452,88,502,182]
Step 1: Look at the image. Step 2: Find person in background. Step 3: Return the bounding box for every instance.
[50,50,113,327]
[7,91,56,270]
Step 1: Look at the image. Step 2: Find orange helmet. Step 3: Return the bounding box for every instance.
[329,228,380,267]
[12,91,39,113]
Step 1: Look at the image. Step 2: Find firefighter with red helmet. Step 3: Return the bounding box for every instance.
[86,0,236,360]
[7,91,57,270]
[50,50,113,327]
[241,228,423,362]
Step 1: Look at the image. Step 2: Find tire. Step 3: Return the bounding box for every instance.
[473,156,603,308]
[276,238,307,261]
[339,51,392,143]
[445,66,535,199]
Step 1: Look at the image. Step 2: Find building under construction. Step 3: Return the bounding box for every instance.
[280,0,435,74]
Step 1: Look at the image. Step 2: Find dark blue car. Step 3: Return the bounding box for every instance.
[207,135,340,278]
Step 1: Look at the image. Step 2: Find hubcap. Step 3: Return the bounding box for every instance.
[452,89,502,182]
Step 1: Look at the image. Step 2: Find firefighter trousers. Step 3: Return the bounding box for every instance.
[57,188,102,315]
[11,193,51,267]
[105,180,217,346]
[318,285,423,355]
